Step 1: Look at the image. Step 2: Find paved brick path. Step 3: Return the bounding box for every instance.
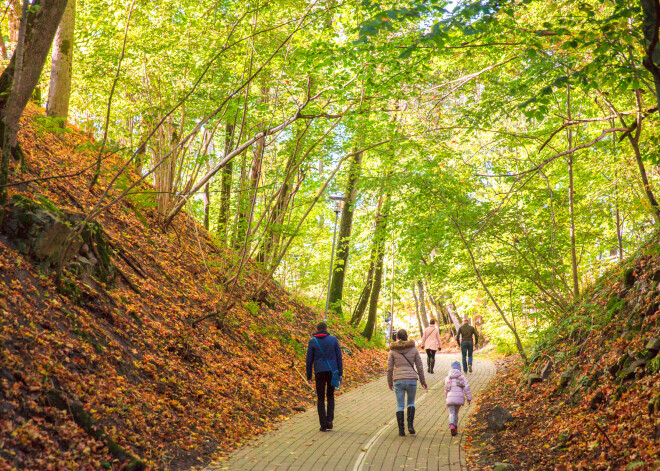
[208,354,495,471]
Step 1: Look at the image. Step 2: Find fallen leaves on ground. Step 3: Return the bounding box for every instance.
[465,250,660,471]
[0,106,387,470]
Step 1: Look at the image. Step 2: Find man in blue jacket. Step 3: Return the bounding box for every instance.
[306,321,343,432]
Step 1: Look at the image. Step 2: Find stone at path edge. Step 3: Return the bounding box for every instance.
[486,405,513,430]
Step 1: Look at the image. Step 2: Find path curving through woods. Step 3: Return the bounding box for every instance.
[208,354,495,471]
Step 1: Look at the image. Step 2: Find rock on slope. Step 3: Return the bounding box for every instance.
[0,106,385,470]
[465,243,660,470]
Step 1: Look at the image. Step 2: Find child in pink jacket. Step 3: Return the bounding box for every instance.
[444,360,472,436]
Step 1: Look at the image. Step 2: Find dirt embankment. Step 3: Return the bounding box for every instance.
[465,247,660,470]
[0,106,386,470]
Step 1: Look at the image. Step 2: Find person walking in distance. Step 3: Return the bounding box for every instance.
[444,360,472,436]
[421,318,442,374]
[387,329,428,436]
[306,321,343,432]
[456,317,478,373]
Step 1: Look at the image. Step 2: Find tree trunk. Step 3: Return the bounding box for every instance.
[448,211,528,362]
[428,291,448,328]
[616,175,623,261]
[416,280,429,327]
[447,302,462,332]
[233,151,249,250]
[602,90,660,223]
[435,296,456,336]
[217,122,234,243]
[412,285,423,337]
[0,0,69,208]
[0,0,69,141]
[7,0,22,45]
[327,150,363,317]
[567,86,580,298]
[259,123,307,265]
[362,193,390,340]
[350,259,374,326]
[203,181,211,230]
[351,194,387,327]
[628,90,660,223]
[46,0,75,125]
[236,88,268,252]
[362,237,386,340]
[641,0,660,110]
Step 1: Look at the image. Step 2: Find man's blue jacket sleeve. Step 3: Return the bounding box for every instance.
[305,339,314,380]
[334,338,343,378]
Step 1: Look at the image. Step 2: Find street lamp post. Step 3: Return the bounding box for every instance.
[324,195,344,321]
[388,240,395,342]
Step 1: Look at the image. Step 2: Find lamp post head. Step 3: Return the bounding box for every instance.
[329,194,345,213]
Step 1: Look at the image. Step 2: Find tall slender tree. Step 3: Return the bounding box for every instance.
[416,280,429,327]
[362,192,390,340]
[46,0,75,125]
[327,150,363,316]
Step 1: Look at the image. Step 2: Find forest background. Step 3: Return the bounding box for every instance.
[2,0,660,360]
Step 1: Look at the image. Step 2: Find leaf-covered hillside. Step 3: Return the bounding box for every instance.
[0,106,385,470]
[465,240,660,470]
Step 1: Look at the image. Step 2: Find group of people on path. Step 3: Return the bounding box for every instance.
[305,317,480,437]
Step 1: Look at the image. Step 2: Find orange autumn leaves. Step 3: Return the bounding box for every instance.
[0,106,387,470]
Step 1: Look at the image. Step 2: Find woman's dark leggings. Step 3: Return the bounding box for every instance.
[426,349,436,369]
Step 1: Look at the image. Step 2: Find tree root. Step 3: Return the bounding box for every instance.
[46,388,146,470]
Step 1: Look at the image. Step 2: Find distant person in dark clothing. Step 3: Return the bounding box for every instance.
[456,317,479,373]
[306,321,343,431]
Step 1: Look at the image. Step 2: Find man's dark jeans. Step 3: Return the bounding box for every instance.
[461,340,474,372]
[315,371,335,427]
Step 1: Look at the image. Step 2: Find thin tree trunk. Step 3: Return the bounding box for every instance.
[46,0,75,125]
[601,91,660,223]
[327,150,363,317]
[626,90,660,223]
[362,193,390,340]
[449,213,528,362]
[412,285,423,337]
[447,303,461,331]
[203,181,211,230]
[436,296,456,336]
[7,0,21,45]
[259,123,307,264]
[416,280,429,327]
[233,151,249,250]
[567,85,580,298]
[362,237,386,340]
[428,291,448,328]
[217,122,234,243]
[89,0,136,189]
[351,259,374,326]
[616,175,623,261]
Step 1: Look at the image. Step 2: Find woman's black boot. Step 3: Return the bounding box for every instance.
[407,406,416,434]
[396,411,405,436]
[430,357,435,374]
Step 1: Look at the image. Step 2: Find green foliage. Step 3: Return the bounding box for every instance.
[36,0,660,352]
[244,301,259,317]
[35,116,73,136]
